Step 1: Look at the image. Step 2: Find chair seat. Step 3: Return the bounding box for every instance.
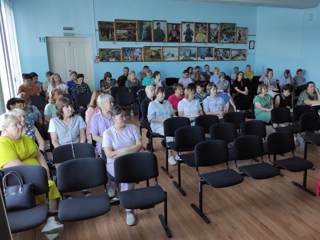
[200,169,243,188]
[166,141,175,149]
[180,152,196,167]
[275,124,301,134]
[8,204,48,233]
[304,133,320,145]
[119,185,166,210]
[58,193,110,222]
[276,157,314,172]
[239,163,280,179]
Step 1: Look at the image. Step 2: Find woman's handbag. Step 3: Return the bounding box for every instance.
[2,171,35,211]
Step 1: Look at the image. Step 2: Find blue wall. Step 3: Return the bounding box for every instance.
[255,5,320,83]
[12,0,257,88]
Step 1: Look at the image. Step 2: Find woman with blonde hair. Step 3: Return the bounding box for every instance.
[125,70,140,89]
[253,83,273,123]
[85,90,102,144]
[44,88,64,122]
[51,73,68,94]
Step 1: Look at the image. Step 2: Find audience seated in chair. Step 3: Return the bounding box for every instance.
[244,64,254,81]
[253,83,273,123]
[202,64,213,82]
[18,73,42,97]
[178,69,193,88]
[192,65,205,82]
[44,89,64,123]
[66,71,77,95]
[259,68,279,96]
[125,70,141,89]
[216,72,236,111]
[233,71,251,111]
[178,84,202,121]
[274,84,292,109]
[142,69,153,87]
[195,84,207,104]
[51,73,68,94]
[100,72,116,94]
[293,68,306,87]
[279,69,293,88]
[297,81,320,106]
[85,90,102,144]
[168,83,184,113]
[203,84,226,118]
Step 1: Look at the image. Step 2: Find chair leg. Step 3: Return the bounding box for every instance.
[150,136,154,152]
[161,148,173,178]
[172,161,186,196]
[190,181,210,224]
[292,170,315,196]
[159,192,172,238]
[304,142,308,160]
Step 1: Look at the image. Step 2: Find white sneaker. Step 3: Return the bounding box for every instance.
[108,186,116,198]
[126,211,136,226]
[168,156,177,166]
[41,217,63,234]
[44,233,59,240]
[175,155,181,161]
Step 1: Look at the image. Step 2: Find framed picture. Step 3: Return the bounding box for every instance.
[249,40,255,50]
[197,47,214,61]
[167,23,181,42]
[114,20,137,41]
[137,21,152,42]
[208,23,220,43]
[231,49,247,61]
[98,21,114,41]
[143,46,163,61]
[214,48,231,61]
[179,46,197,61]
[194,23,208,43]
[122,47,143,62]
[163,47,179,61]
[181,22,195,43]
[235,27,248,44]
[219,23,236,43]
[98,48,121,62]
[152,21,167,42]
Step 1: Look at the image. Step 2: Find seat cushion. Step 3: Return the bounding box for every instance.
[58,193,110,222]
[276,157,314,172]
[180,152,196,167]
[304,133,320,145]
[8,204,48,233]
[119,186,166,210]
[239,163,280,179]
[200,169,243,188]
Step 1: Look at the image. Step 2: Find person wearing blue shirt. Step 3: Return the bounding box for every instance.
[66,71,77,95]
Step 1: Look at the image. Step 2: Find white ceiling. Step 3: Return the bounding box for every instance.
[191,0,320,9]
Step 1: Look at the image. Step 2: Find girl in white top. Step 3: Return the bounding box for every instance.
[51,73,68,94]
[203,84,226,118]
[178,85,202,121]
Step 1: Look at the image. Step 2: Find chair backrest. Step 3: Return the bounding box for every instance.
[175,126,205,152]
[240,120,266,139]
[29,95,46,113]
[140,98,151,129]
[271,107,292,124]
[56,158,107,193]
[195,140,228,167]
[165,77,179,87]
[114,152,158,183]
[210,122,237,143]
[292,105,315,122]
[195,115,219,134]
[53,143,95,164]
[115,87,135,106]
[163,117,190,137]
[234,135,263,160]
[223,112,246,129]
[300,111,320,132]
[1,166,48,195]
[74,91,92,108]
[267,132,294,155]
[164,87,174,100]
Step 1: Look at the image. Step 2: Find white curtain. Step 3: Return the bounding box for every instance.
[0,0,22,112]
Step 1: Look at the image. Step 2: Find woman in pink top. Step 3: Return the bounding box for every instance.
[85,90,101,143]
[168,83,184,112]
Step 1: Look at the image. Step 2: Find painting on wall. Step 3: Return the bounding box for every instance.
[143,46,163,61]
[122,47,143,61]
[231,49,247,61]
[98,21,114,41]
[179,46,197,61]
[99,48,121,62]
[219,23,236,43]
[137,21,152,42]
[235,27,248,44]
[194,23,208,43]
[214,48,231,61]
[208,23,220,43]
[181,22,195,43]
[197,47,214,61]
[152,21,167,42]
[163,47,179,61]
[114,20,137,41]
[167,23,181,42]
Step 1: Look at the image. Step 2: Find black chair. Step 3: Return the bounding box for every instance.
[172,126,205,196]
[271,107,292,125]
[164,87,175,100]
[52,143,95,164]
[114,152,172,238]
[57,158,110,222]
[165,77,179,87]
[223,112,246,130]
[1,166,49,233]
[115,87,135,110]
[267,132,314,195]
[292,105,315,123]
[240,120,266,139]
[234,135,280,179]
[30,95,46,113]
[195,115,219,134]
[137,88,146,121]
[162,117,191,178]
[300,112,320,159]
[190,140,243,223]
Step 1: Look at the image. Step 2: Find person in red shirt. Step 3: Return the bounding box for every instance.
[18,73,41,96]
[168,83,184,112]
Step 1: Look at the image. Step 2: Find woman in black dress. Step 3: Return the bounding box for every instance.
[233,71,251,110]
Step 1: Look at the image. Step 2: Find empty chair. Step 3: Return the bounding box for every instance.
[52,143,95,164]
[57,158,110,222]
[190,140,243,223]
[1,166,49,233]
[234,135,280,179]
[115,87,135,109]
[172,126,205,196]
[195,115,219,134]
[162,117,191,178]
[292,105,315,123]
[271,107,292,125]
[267,132,314,195]
[165,77,179,87]
[240,120,266,139]
[114,152,172,238]
[223,112,246,130]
